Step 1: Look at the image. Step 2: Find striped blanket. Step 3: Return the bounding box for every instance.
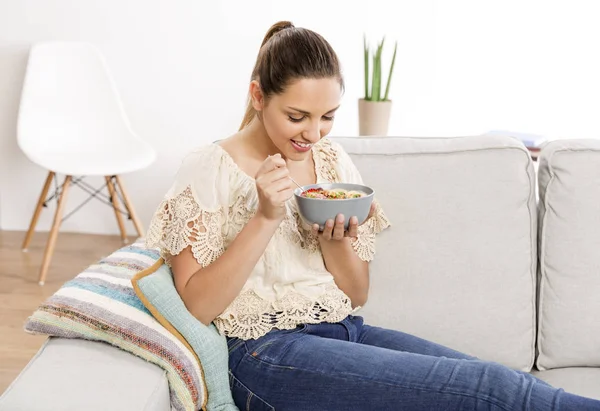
[24,240,207,411]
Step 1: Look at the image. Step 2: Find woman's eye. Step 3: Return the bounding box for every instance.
[288,116,305,123]
[323,115,335,121]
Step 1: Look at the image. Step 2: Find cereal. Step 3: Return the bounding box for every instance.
[301,187,366,199]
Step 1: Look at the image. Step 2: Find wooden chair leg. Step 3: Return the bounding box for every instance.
[105,176,128,244]
[38,175,72,285]
[113,175,144,238]
[22,171,55,251]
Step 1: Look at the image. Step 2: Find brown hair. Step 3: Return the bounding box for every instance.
[239,21,344,130]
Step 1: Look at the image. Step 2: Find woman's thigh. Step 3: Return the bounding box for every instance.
[358,322,477,360]
[228,326,578,411]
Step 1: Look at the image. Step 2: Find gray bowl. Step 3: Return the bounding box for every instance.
[294,183,374,231]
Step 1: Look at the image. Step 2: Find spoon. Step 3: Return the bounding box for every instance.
[289,176,304,191]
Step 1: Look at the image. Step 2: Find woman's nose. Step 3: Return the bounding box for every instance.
[303,121,322,143]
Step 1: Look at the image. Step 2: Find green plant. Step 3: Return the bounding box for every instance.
[363,35,397,102]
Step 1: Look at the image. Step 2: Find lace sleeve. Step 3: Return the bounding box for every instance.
[350,200,390,262]
[145,186,225,267]
[329,141,391,262]
[145,145,228,267]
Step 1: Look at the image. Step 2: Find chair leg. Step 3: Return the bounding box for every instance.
[22,171,55,251]
[113,175,144,238]
[38,175,72,286]
[105,176,128,244]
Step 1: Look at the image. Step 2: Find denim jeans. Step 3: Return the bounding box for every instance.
[227,315,600,410]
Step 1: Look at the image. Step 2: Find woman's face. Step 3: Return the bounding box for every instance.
[253,77,342,162]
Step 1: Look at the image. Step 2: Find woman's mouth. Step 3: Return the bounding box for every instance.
[291,140,313,152]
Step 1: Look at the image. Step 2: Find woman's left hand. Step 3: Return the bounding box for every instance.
[312,202,376,241]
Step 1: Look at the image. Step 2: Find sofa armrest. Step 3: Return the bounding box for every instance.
[0,337,170,411]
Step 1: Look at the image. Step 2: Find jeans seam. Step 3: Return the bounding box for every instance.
[245,353,512,411]
[246,392,252,411]
[229,370,275,411]
[228,340,244,353]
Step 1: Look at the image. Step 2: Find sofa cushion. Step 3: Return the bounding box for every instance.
[0,337,170,411]
[536,139,600,370]
[22,241,206,411]
[531,367,600,401]
[132,260,238,411]
[332,135,538,371]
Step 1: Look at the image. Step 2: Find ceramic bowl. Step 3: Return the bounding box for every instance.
[294,183,374,231]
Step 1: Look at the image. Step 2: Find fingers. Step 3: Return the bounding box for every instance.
[265,178,293,195]
[256,153,286,177]
[262,167,290,185]
[347,216,359,238]
[321,214,347,241]
[311,223,320,237]
[274,187,295,203]
[321,218,334,240]
[254,154,292,221]
[257,155,292,189]
[332,214,345,240]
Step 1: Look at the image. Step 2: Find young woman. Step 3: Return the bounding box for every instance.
[146,21,600,411]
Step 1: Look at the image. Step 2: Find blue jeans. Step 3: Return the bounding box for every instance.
[227,315,600,410]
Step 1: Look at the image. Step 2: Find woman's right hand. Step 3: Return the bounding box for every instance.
[255,153,294,222]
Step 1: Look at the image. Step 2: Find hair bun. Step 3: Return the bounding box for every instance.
[260,21,295,47]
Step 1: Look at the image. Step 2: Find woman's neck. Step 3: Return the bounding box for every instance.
[241,118,283,159]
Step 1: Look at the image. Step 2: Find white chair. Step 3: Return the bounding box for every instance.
[17,41,156,285]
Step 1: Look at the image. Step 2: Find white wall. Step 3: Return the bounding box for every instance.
[1,0,599,234]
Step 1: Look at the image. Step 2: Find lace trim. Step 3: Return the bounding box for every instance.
[351,200,391,261]
[293,211,320,252]
[145,186,225,267]
[214,285,354,340]
[314,138,339,183]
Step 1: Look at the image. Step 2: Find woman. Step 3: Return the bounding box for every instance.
[146,21,600,410]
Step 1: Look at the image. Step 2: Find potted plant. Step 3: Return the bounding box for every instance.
[359,35,397,136]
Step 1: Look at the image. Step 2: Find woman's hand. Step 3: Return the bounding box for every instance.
[255,154,294,222]
[312,202,376,241]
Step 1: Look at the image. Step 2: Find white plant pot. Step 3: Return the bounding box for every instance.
[358,98,392,136]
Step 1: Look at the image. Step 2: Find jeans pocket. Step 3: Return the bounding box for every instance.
[229,371,275,411]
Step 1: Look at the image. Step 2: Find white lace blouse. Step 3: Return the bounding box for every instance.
[146,138,390,340]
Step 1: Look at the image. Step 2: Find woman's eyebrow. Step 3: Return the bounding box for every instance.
[287,105,341,115]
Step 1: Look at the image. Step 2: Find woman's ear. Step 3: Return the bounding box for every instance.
[249,80,265,111]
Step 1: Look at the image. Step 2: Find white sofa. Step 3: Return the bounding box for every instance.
[2,134,600,410]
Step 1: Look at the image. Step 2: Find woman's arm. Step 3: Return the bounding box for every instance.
[171,214,281,325]
[170,154,293,325]
[319,234,369,308]
[314,204,376,308]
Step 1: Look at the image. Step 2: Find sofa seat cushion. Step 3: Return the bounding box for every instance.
[0,337,170,411]
[531,367,600,401]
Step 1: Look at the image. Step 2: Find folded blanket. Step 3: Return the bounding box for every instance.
[24,241,207,411]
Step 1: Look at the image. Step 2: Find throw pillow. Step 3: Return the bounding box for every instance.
[131,259,238,411]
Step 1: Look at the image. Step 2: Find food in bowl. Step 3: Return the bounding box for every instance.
[301,187,367,199]
[294,183,374,230]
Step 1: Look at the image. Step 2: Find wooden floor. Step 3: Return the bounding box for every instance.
[0,230,136,394]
